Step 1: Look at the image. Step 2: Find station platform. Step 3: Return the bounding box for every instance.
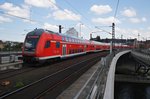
[57,61,102,99]
[57,50,131,99]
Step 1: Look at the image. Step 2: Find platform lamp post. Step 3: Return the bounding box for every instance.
[137,33,140,49]
[95,26,113,53]
[8,41,10,62]
[105,23,115,54]
[112,23,115,53]
[8,41,13,62]
[90,33,92,39]
[79,23,83,38]
[121,34,123,49]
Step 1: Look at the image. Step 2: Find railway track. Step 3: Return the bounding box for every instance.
[0,52,108,99]
[0,61,61,80]
[36,56,100,99]
[0,67,35,80]
[0,53,95,80]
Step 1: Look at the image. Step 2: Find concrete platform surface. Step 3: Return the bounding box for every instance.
[57,61,101,99]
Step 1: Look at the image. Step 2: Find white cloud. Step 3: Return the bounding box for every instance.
[92,17,121,25]
[129,18,140,23]
[45,14,51,18]
[0,16,12,23]
[24,0,57,10]
[23,19,37,24]
[122,8,136,17]
[147,27,150,30]
[129,17,147,23]
[52,9,81,21]
[90,5,112,15]
[142,17,147,22]
[43,23,58,32]
[0,2,30,19]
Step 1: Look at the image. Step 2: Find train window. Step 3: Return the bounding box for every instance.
[69,38,71,42]
[72,39,74,42]
[67,37,69,42]
[71,38,74,42]
[62,36,65,41]
[45,41,50,48]
[66,37,69,42]
[25,37,39,51]
[70,38,72,42]
[56,42,60,48]
[74,39,76,42]
[78,49,80,52]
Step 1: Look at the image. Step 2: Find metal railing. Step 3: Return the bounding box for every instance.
[0,52,22,64]
[74,52,115,99]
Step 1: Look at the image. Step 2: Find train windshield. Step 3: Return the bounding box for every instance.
[24,36,39,51]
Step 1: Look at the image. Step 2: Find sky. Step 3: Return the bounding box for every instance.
[0,0,150,42]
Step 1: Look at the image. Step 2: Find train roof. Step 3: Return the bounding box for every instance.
[28,29,127,46]
[91,40,110,45]
[27,28,90,42]
[27,28,57,36]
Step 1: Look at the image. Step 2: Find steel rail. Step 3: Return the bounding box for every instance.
[0,55,102,99]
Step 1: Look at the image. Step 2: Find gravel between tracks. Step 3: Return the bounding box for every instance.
[0,52,108,98]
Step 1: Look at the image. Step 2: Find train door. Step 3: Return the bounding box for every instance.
[62,44,66,55]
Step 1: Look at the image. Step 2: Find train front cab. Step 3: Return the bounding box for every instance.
[22,31,42,63]
[22,29,62,63]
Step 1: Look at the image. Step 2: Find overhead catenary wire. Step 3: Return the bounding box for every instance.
[49,0,146,41]
[63,0,91,24]
[0,1,43,25]
[95,26,112,35]
[113,0,120,23]
[112,0,145,40]
[48,0,93,31]
[1,1,60,28]
[112,0,137,39]
[94,0,120,38]
[3,0,143,40]
[0,10,36,22]
[0,9,53,27]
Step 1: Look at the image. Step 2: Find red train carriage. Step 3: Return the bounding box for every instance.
[22,29,104,63]
[22,28,132,63]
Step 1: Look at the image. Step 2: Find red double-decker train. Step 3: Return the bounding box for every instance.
[22,28,132,63]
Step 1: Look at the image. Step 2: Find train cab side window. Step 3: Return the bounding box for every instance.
[56,42,60,48]
[45,41,50,48]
